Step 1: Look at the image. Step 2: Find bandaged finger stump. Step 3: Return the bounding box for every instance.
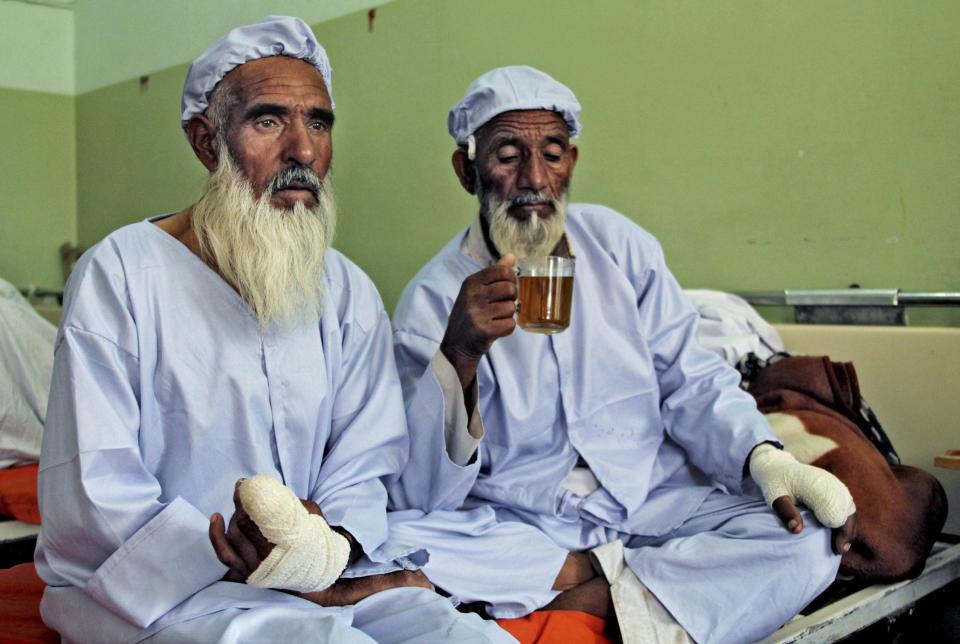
[749,443,856,528]
[238,474,350,592]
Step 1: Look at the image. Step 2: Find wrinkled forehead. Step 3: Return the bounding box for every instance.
[225,56,332,110]
[476,109,570,145]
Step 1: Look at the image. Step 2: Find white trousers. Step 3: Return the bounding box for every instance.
[44,583,517,644]
[145,586,517,644]
[391,488,840,644]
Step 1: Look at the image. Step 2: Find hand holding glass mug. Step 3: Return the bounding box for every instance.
[515,256,575,334]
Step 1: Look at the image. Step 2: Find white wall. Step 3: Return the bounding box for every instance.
[0,1,74,94]
[0,0,390,95]
[74,0,392,93]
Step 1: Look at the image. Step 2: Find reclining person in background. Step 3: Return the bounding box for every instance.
[388,66,858,643]
[34,17,514,643]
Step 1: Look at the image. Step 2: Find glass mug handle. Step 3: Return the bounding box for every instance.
[514,266,522,314]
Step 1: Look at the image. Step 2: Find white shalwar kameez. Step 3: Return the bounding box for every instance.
[35,218,514,643]
[389,205,840,644]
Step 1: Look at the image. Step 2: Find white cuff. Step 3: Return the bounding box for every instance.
[431,350,483,466]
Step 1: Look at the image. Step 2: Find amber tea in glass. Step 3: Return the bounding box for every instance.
[515,256,575,334]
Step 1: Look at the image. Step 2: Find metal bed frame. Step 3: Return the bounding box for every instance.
[736,289,960,326]
[762,540,960,642]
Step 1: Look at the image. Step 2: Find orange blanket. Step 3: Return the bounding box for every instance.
[497,610,611,644]
[0,563,57,643]
[0,464,40,524]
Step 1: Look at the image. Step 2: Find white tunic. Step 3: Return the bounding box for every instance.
[389,205,839,643]
[35,219,514,643]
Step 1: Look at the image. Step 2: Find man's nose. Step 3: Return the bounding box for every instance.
[282,121,319,168]
[517,154,548,192]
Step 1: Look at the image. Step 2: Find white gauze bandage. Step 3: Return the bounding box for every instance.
[238,475,351,592]
[749,443,856,528]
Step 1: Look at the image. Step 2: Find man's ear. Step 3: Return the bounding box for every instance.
[186,114,220,172]
[452,148,477,195]
[569,143,579,168]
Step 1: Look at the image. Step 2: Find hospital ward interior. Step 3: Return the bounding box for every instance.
[1,1,958,642]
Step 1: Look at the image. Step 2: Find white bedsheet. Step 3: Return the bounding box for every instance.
[685,289,785,365]
[0,278,56,468]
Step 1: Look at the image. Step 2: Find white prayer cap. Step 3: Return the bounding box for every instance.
[180,15,333,133]
[448,65,582,145]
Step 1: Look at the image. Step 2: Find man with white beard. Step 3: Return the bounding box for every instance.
[34,17,516,644]
[388,66,857,644]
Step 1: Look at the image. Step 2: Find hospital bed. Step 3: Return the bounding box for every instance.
[759,321,960,642]
[1,300,958,642]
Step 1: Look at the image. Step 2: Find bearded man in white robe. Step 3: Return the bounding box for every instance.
[34,16,516,644]
[387,65,858,644]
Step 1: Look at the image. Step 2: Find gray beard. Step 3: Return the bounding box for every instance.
[191,152,337,328]
[480,189,568,259]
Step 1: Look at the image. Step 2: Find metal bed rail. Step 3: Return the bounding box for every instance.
[17,287,64,305]
[735,289,960,325]
[761,540,960,643]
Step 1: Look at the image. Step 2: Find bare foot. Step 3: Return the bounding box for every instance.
[297,570,434,606]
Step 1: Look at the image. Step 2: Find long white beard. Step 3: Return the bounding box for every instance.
[191,153,337,328]
[481,189,568,259]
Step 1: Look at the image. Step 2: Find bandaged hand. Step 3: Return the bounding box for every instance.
[210,475,351,593]
[237,475,351,592]
[749,443,857,553]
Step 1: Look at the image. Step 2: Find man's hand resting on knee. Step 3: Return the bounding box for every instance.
[209,475,433,605]
[748,443,858,555]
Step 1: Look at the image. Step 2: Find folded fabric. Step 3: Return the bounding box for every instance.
[685,289,784,365]
[591,539,691,644]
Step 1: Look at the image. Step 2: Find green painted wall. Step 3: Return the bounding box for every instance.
[75,0,960,323]
[0,87,76,290]
[76,65,206,247]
